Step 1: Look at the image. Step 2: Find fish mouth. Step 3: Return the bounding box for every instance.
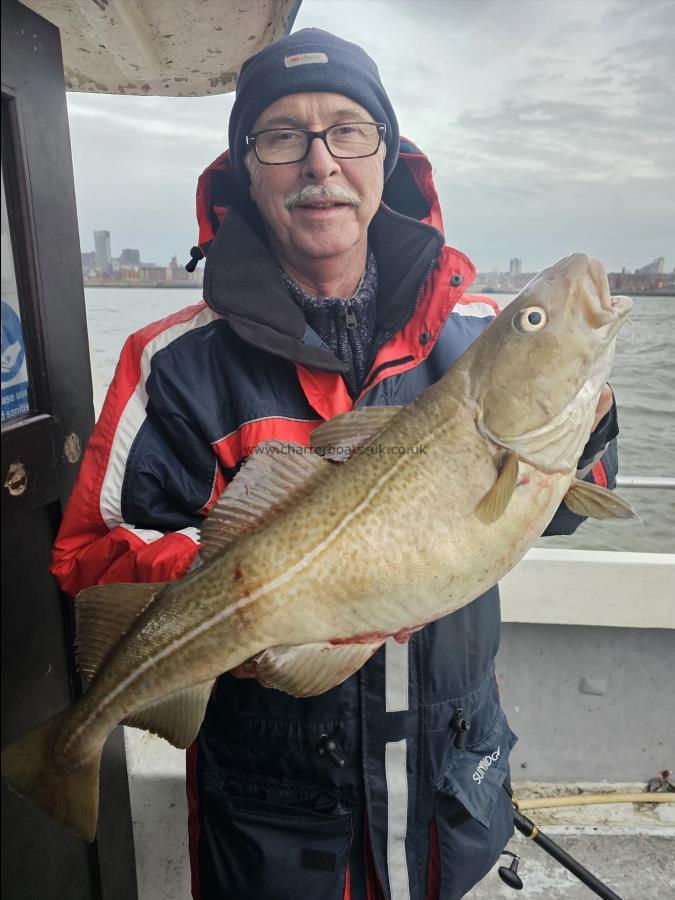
[580,258,633,333]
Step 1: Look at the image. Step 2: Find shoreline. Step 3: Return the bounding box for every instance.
[84,282,202,289]
[476,289,675,297]
[83,283,675,298]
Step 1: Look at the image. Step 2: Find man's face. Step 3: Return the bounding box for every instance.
[245,92,386,264]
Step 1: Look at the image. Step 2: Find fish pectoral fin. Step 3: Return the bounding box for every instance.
[563,479,639,519]
[475,450,519,524]
[250,640,385,697]
[310,406,403,461]
[75,582,167,682]
[122,680,214,749]
[200,440,330,562]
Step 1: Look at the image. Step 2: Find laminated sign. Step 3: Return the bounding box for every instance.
[1,295,29,421]
[1,166,30,423]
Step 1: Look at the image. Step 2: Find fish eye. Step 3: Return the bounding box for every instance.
[515,306,547,334]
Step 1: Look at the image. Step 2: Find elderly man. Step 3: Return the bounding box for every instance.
[52,28,618,900]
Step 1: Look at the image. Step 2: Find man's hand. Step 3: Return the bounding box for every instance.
[592,384,613,432]
[230,658,273,688]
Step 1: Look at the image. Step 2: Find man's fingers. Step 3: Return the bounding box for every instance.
[592,384,613,431]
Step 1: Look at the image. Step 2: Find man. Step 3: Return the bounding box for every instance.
[52,28,618,900]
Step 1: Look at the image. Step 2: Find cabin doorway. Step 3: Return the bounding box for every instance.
[1,1,137,897]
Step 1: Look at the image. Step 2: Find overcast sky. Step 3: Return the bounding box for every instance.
[66,0,675,274]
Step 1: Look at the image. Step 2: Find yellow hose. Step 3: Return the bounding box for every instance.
[515,793,675,811]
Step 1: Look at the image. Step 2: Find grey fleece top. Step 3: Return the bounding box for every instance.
[282,248,384,399]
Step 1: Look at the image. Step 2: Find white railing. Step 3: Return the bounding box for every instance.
[616,476,675,489]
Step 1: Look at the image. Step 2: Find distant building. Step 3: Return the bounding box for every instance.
[81,234,203,287]
[164,254,191,283]
[94,230,112,274]
[80,251,96,275]
[509,257,522,277]
[119,248,141,265]
[635,257,665,275]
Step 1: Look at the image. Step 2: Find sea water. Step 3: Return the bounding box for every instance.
[85,287,675,553]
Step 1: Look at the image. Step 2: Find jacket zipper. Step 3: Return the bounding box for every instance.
[345,301,358,329]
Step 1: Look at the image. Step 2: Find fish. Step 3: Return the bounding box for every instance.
[1,252,636,842]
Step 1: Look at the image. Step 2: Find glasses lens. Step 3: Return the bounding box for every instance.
[255,130,307,163]
[327,123,381,158]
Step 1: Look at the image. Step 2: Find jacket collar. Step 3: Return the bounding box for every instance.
[203,202,444,372]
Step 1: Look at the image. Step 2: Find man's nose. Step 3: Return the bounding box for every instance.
[300,136,341,180]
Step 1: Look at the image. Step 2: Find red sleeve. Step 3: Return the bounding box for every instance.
[51,312,210,596]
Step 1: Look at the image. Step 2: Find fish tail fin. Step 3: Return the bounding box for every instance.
[1,710,102,842]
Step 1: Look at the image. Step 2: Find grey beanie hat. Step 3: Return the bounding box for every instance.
[228,28,400,187]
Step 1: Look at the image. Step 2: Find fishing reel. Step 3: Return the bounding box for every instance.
[498,851,523,890]
[495,802,623,900]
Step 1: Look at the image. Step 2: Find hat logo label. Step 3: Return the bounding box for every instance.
[285,52,329,68]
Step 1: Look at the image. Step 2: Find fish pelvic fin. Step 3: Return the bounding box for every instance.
[475,450,519,524]
[1,709,101,842]
[250,640,386,697]
[123,680,214,748]
[564,479,639,520]
[76,581,166,681]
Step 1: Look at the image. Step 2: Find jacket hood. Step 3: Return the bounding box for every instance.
[195,138,445,253]
[194,141,448,372]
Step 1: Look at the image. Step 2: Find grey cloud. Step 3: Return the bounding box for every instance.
[600,0,675,29]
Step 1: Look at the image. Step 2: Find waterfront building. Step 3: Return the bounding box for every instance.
[94,229,112,274]
[636,257,665,275]
[119,248,141,265]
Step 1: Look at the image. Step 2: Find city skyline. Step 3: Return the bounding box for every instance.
[81,228,671,281]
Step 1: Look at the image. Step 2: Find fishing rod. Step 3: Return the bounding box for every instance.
[497,802,623,899]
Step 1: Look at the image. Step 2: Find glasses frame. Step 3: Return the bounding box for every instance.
[245,122,387,165]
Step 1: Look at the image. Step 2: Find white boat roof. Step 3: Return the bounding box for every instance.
[22,0,301,96]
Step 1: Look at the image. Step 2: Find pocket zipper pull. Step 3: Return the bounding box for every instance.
[450,707,471,750]
[318,733,346,768]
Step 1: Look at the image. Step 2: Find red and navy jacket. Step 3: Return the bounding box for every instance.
[52,142,618,900]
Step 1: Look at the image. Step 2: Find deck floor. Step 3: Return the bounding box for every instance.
[467,829,674,899]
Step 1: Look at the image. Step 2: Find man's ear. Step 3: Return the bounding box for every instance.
[244,153,257,203]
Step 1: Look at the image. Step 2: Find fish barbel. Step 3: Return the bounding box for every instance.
[1,252,635,840]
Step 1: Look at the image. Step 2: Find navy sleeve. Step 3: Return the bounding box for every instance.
[542,399,619,537]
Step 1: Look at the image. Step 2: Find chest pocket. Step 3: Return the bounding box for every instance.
[431,707,517,900]
[438,707,517,827]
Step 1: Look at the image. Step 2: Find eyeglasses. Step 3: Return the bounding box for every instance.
[246,122,386,165]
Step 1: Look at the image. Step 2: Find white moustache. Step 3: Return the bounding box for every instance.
[284,185,361,210]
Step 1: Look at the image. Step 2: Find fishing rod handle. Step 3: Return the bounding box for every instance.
[513,807,623,900]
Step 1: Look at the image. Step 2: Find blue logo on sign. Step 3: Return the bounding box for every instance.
[1,299,26,383]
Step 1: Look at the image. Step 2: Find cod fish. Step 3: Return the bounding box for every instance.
[2,252,635,841]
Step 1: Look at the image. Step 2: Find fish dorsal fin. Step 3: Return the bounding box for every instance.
[200,440,330,562]
[246,640,385,697]
[310,406,403,462]
[563,479,638,519]
[122,681,214,749]
[75,582,166,681]
[475,450,519,524]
